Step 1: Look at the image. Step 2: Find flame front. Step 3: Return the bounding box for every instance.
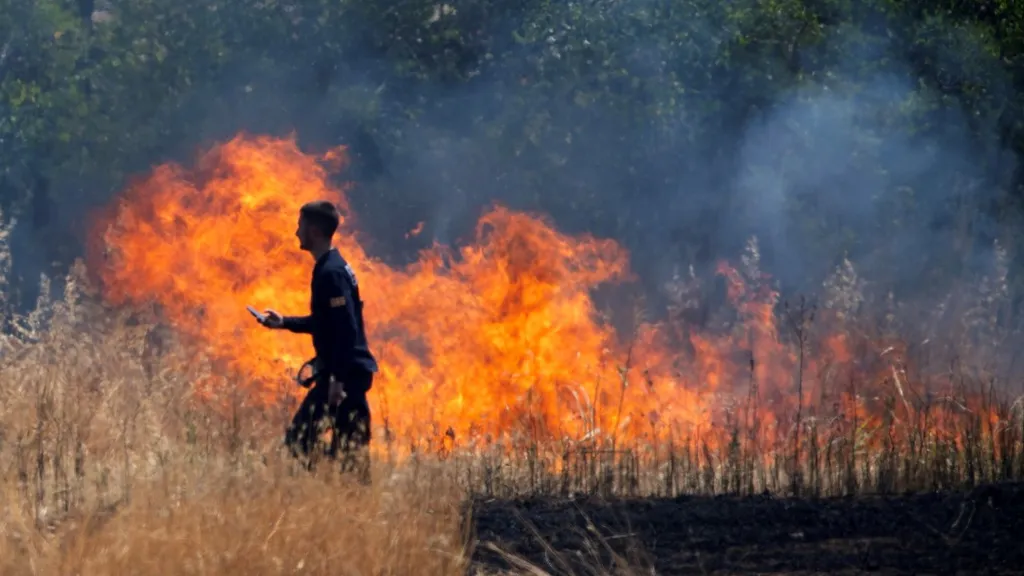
[89,134,1005,458]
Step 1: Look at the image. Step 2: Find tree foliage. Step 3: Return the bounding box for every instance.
[2,0,1023,306]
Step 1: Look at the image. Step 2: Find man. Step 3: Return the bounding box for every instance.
[258,200,378,478]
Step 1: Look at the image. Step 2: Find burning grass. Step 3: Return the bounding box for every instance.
[2,129,1024,572]
[1,213,1023,574]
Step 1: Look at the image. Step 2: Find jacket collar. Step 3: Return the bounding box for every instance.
[313,246,337,274]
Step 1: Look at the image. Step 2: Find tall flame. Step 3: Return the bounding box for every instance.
[89,134,1005,458]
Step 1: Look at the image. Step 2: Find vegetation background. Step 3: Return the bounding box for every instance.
[2,0,1024,573]
[3,0,1024,310]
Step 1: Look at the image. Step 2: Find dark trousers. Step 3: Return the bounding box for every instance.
[284,369,372,479]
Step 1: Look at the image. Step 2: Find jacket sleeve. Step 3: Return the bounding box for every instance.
[316,268,359,377]
[281,315,313,333]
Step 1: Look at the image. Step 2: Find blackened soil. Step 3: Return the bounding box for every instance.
[469,483,1024,575]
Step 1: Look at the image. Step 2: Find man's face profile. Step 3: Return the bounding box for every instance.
[296,214,315,251]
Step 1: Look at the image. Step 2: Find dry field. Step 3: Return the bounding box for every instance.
[2,240,1024,574]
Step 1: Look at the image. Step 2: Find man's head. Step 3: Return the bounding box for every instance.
[296,200,340,253]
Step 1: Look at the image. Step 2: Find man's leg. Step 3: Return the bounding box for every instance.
[330,371,373,482]
[284,384,330,466]
[332,394,371,482]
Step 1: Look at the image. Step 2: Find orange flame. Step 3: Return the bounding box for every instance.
[89,134,1008,459]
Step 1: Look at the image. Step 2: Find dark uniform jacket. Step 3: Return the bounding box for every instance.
[282,247,378,391]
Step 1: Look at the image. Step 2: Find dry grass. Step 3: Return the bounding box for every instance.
[1,463,467,575]
[0,260,471,574]
[1,219,1023,574]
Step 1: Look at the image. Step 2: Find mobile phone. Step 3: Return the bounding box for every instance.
[246,305,266,323]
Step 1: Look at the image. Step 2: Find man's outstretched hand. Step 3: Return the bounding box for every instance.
[261,309,284,329]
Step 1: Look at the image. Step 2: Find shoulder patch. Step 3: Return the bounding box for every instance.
[329,296,347,308]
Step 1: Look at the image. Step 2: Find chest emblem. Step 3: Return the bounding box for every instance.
[329,296,347,308]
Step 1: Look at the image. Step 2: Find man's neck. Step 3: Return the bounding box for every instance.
[310,243,333,262]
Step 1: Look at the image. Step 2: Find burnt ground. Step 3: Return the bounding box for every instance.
[468,482,1024,575]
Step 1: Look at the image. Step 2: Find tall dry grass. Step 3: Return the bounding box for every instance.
[0,213,1022,575]
[0,271,470,573]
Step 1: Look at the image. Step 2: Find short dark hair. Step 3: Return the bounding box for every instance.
[299,200,340,238]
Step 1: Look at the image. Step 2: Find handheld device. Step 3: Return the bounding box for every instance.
[246,305,266,323]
